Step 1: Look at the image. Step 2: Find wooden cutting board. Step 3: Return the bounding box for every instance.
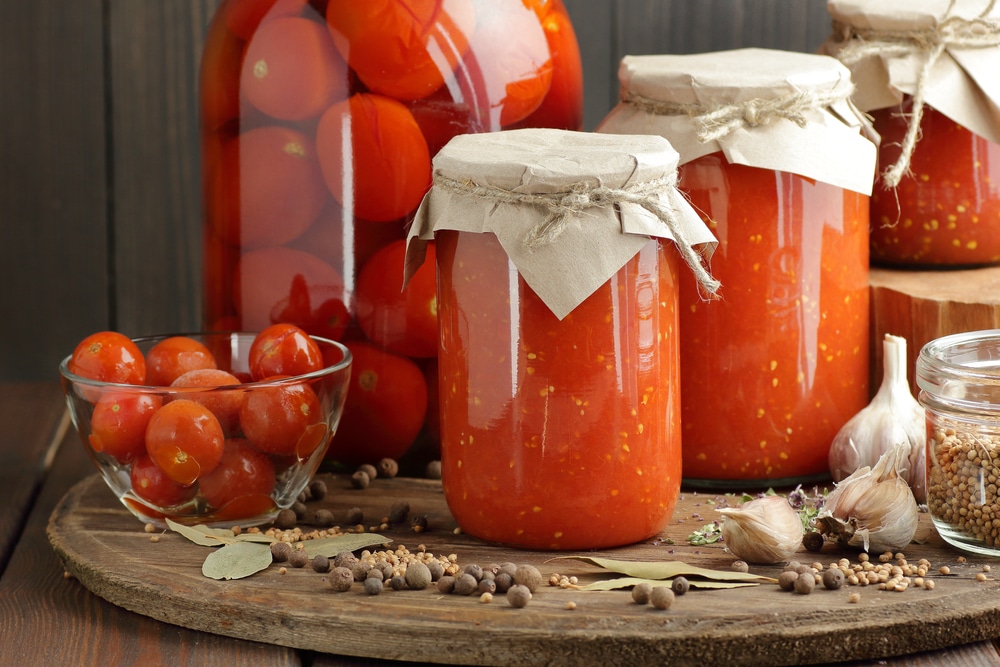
[48,473,1000,666]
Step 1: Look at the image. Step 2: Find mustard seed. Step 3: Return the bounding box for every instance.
[406,561,433,590]
[507,584,532,608]
[328,567,354,592]
[351,470,370,489]
[671,577,690,595]
[514,564,543,593]
[377,457,399,478]
[270,542,293,562]
[289,549,310,568]
[649,586,674,610]
[632,582,653,605]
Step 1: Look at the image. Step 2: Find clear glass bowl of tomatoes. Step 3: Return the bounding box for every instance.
[58,326,351,527]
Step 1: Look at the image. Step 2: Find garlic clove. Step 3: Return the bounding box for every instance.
[815,441,919,553]
[717,495,802,564]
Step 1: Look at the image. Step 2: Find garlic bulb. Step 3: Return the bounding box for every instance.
[717,495,802,564]
[814,440,919,553]
[828,333,926,503]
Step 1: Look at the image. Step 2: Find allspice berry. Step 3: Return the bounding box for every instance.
[671,577,690,596]
[513,564,543,593]
[388,501,410,524]
[632,582,653,605]
[793,572,815,595]
[650,586,675,610]
[405,561,433,590]
[328,567,354,592]
[344,507,364,525]
[427,560,445,582]
[311,554,331,573]
[289,549,310,568]
[351,470,370,490]
[273,508,297,530]
[364,577,384,595]
[425,460,442,480]
[358,463,378,480]
[377,457,399,478]
[437,575,456,594]
[308,479,327,500]
[822,568,845,590]
[507,584,532,608]
[453,573,480,596]
[270,541,293,563]
[778,571,798,592]
[493,572,513,594]
[313,509,335,527]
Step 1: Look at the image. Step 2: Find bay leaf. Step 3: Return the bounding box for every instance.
[579,576,759,591]
[551,556,778,584]
[166,518,234,547]
[302,533,392,558]
[202,542,274,580]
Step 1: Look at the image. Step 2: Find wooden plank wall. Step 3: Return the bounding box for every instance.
[0,0,831,381]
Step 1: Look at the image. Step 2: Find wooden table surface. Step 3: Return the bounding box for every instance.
[3,381,1000,666]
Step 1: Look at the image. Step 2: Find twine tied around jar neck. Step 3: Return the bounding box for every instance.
[433,173,721,298]
[623,86,855,145]
[832,0,1000,188]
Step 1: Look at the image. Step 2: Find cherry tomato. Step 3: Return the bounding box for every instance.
[223,0,308,40]
[241,379,322,457]
[249,323,324,380]
[356,239,438,358]
[69,331,146,385]
[408,92,486,157]
[198,438,277,512]
[326,342,428,465]
[200,13,244,130]
[88,392,162,464]
[145,336,218,387]
[170,368,245,436]
[326,0,475,101]
[241,16,348,121]
[130,454,198,508]
[233,246,345,333]
[507,6,583,131]
[316,93,432,222]
[145,399,226,485]
[211,125,327,249]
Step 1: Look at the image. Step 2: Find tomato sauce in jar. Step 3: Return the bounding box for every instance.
[198,0,583,466]
[407,129,718,549]
[677,156,871,484]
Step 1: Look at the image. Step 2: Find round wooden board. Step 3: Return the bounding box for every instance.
[48,474,1000,666]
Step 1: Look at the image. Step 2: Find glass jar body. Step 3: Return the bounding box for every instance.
[199,0,584,466]
[869,100,1000,267]
[435,230,682,550]
[918,330,1000,557]
[677,154,871,487]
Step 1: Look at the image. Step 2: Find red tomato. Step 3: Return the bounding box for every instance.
[211,125,327,249]
[326,0,475,100]
[223,0,308,40]
[170,368,245,436]
[233,246,346,334]
[88,392,162,464]
[356,239,438,358]
[145,399,226,485]
[507,6,583,131]
[240,379,322,457]
[326,342,428,465]
[69,331,146,385]
[241,16,348,121]
[316,93,431,222]
[145,336,218,387]
[130,454,198,508]
[248,323,324,380]
[408,92,486,157]
[200,13,244,130]
[198,438,277,512]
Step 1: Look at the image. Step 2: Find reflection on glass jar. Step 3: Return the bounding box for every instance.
[199,0,583,466]
[678,155,871,487]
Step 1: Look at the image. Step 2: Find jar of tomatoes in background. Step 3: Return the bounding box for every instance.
[822,0,1000,268]
[598,49,878,488]
[199,0,583,468]
[405,129,719,550]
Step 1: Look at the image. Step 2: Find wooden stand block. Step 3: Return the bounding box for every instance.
[870,266,1000,395]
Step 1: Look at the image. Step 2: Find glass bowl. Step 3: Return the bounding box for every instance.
[59,331,351,527]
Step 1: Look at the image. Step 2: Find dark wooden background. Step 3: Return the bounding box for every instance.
[1,0,832,382]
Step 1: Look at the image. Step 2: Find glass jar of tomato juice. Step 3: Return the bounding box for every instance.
[198,0,583,467]
[406,128,719,550]
[823,0,1000,267]
[598,49,878,487]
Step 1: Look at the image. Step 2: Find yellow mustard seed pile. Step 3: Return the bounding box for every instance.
[785,552,942,594]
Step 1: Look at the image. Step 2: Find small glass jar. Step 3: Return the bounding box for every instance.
[824,0,1000,268]
[406,128,717,549]
[598,49,877,488]
[198,0,584,466]
[917,329,1000,557]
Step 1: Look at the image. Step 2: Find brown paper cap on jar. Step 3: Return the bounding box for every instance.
[404,128,718,320]
[598,48,877,194]
[822,0,1000,144]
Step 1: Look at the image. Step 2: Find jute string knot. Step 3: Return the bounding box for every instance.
[622,85,853,145]
[832,1,1000,187]
[433,174,721,297]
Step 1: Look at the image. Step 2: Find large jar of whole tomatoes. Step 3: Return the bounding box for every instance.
[822,0,1000,267]
[405,129,719,549]
[598,49,878,488]
[199,0,583,467]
